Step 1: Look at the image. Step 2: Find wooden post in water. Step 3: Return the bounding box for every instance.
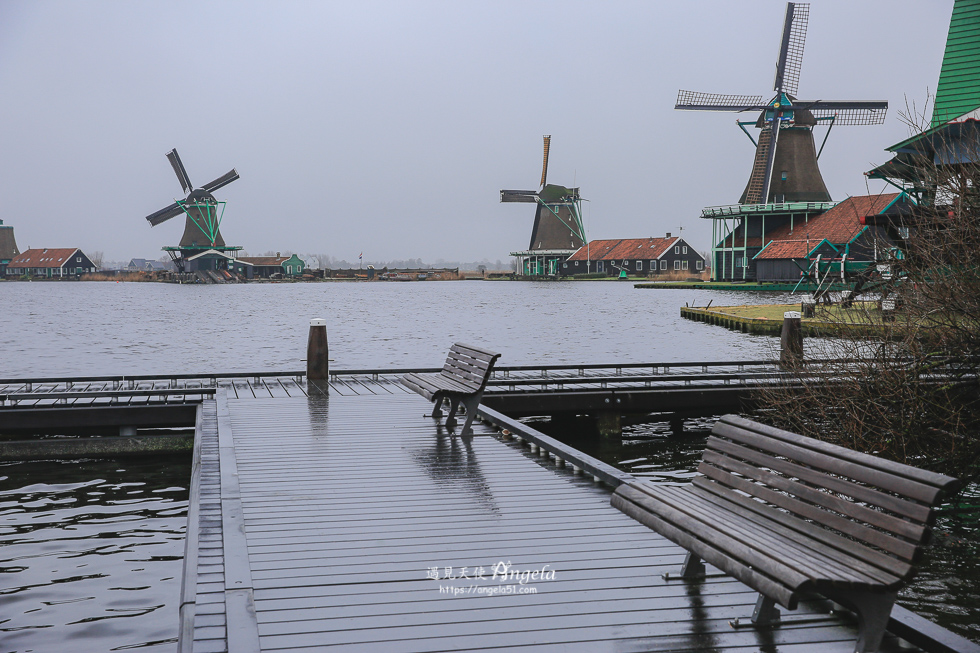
[596,412,621,439]
[308,318,329,393]
[780,311,803,369]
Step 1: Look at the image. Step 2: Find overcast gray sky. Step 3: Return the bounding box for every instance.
[0,1,953,263]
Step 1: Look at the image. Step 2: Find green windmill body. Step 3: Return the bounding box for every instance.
[144,149,242,273]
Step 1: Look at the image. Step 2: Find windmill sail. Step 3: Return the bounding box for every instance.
[773,3,808,96]
[145,149,238,249]
[501,136,587,254]
[674,2,885,205]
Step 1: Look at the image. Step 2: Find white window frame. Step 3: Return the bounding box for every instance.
[674,246,680,254]
[674,260,681,271]
[682,260,689,270]
[682,246,688,254]
[636,260,642,271]
[660,260,667,270]
[696,260,704,270]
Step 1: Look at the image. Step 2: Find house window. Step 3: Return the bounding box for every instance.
[636,261,642,271]
[563,262,567,268]
[660,260,666,270]
[674,246,680,254]
[574,260,579,266]
[682,261,689,270]
[696,260,704,270]
[76,257,82,262]
[682,246,688,254]
[674,260,681,270]
[598,261,604,273]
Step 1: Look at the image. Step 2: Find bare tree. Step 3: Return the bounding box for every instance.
[753,101,980,483]
[88,250,104,270]
[312,253,331,269]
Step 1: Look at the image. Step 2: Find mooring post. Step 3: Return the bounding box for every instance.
[801,294,816,318]
[596,412,622,439]
[881,298,896,323]
[780,311,803,369]
[307,318,329,393]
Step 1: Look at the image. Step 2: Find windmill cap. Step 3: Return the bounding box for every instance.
[310,318,327,327]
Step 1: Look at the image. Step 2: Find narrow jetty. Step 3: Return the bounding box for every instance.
[178,386,959,652]
[2,371,976,651]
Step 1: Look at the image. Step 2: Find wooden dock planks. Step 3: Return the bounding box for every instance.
[176,390,922,652]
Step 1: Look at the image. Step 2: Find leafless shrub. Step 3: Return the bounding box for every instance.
[754,102,980,483]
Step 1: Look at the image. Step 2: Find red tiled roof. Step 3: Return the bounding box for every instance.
[754,240,811,260]
[763,193,899,246]
[566,237,678,262]
[8,248,79,268]
[719,194,901,253]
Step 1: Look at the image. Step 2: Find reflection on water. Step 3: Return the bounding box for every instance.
[0,457,189,653]
[410,435,500,514]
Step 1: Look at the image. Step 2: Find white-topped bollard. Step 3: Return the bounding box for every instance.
[780,311,803,369]
[801,294,816,318]
[308,318,329,392]
[881,298,896,323]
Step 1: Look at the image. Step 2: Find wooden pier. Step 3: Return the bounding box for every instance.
[2,369,978,651]
[174,387,974,652]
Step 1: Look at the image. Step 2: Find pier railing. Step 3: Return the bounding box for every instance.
[1,358,973,406]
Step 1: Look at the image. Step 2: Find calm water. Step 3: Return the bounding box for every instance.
[0,280,792,376]
[0,280,976,648]
[0,458,188,653]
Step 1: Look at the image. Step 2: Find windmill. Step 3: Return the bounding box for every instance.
[501,136,587,276]
[675,2,887,205]
[145,149,241,272]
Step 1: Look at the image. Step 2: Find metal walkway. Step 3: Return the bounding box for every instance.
[177,390,931,653]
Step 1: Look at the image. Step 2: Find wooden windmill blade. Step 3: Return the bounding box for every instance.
[145,201,184,226]
[804,101,889,125]
[773,3,808,97]
[540,135,551,188]
[203,169,240,193]
[759,3,809,203]
[500,189,539,203]
[674,90,766,112]
[166,149,193,195]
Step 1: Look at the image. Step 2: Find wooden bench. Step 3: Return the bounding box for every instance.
[400,343,501,436]
[611,414,961,653]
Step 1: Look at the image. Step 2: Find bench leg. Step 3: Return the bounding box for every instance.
[680,552,705,579]
[444,396,461,431]
[459,395,480,436]
[431,397,444,419]
[831,589,896,653]
[751,594,780,626]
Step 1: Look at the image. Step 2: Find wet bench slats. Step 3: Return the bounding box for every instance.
[400,343,501,435]
[611,414,961,653]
